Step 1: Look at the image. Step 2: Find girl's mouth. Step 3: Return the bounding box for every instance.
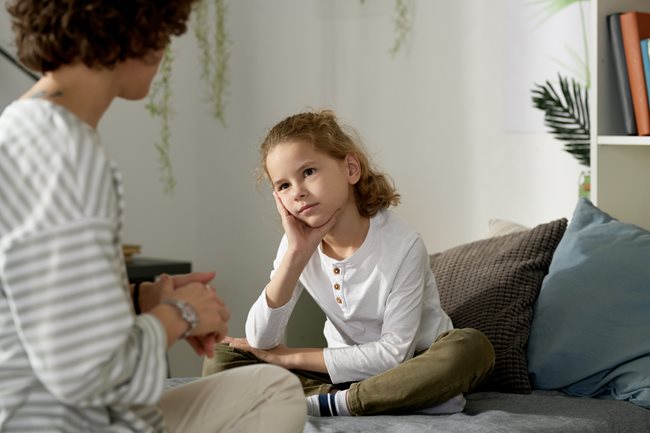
[299,203,318,214]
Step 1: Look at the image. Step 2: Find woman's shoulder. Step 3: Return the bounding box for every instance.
[1,99,97,157]
[0,99,114,234]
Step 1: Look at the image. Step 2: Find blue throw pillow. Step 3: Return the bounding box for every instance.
[527,198,650,408]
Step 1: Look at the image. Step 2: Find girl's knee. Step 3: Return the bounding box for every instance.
[464,329,494,357]
[443,328,495,372]
[458,328,495,375]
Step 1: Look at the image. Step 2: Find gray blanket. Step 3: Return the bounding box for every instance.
[305,391,650,433]
[165,379,650,433]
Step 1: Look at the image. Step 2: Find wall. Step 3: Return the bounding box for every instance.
[0,0,583,377]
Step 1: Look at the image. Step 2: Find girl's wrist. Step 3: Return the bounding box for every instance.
[283,248,312,269]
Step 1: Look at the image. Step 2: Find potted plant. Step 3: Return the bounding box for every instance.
[529,0,591,198]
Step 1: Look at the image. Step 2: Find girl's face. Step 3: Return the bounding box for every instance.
[265,140,360,228]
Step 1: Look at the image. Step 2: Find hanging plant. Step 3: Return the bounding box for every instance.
[145,46,176,194]
[389,0,412,55]
[193,0,230,126]
[147,0,231,194]
[359,0,413,55]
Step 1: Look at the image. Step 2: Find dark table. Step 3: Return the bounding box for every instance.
[126,257,192,284]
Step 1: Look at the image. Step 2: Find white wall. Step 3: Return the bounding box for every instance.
[0,0,583,377]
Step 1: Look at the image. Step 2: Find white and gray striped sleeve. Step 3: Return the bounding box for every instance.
[3,221,167,406]
[0,113,167,406]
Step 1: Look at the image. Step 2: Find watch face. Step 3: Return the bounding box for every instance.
[163,299,198,338]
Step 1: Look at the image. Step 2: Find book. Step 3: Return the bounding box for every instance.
[642,39,650,111]
[608,13,637,135]
[620,12,650,136]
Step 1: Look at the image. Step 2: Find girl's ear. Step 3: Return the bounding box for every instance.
[345,153,362,185]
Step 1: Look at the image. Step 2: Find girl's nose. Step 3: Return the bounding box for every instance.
[294,186,307,199]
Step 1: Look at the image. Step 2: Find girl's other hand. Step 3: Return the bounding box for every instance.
[223,336,290,368]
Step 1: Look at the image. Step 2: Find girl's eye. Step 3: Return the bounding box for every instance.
[304,168,316,177]
[277,183,290,191]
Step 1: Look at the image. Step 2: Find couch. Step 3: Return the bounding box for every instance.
[167,198,650,432]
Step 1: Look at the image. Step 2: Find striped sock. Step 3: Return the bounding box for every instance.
[306,390,350,416]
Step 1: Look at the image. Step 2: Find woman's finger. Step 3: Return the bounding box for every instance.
[171,271,216,287]
[186,336,206,356]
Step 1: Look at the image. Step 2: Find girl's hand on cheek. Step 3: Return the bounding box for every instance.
[273,192,328,257]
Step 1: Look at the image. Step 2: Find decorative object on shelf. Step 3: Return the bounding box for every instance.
[122,244,142,262]
[578,169,590,199]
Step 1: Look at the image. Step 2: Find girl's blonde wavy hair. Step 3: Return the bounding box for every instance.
[260,110,400,218]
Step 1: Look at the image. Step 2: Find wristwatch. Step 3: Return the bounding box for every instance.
[162,299,199,339]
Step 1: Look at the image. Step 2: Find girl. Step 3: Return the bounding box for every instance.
[0,1,305,432]
[203,110,495,416]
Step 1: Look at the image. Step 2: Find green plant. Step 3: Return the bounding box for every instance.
[146,46,176,194]
[529,0,591,167]
[360,0,413,55]
[389,0,411,55]
[194,0,230,125]
[147,0,230,194]
[532,74,590,167]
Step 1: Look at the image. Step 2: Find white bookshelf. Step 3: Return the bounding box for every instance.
[592,0,650,229]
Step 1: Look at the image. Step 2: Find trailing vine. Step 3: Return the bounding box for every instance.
[359,0,413,55]
[145,46,176,195]
[389,0,411,56]
[194,0,211,81]
[193,0,230,126]
[147,0,230,194]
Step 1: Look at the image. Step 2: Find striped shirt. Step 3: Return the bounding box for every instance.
[0,100,167,432]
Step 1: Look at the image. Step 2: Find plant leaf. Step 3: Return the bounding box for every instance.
[531,74,590,167]
[527,0,589,26]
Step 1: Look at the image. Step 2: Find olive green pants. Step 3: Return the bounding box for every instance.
[202,328,495,416]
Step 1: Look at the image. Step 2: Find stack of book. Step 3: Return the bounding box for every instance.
[608,11,650,136]
[122,244,142,262]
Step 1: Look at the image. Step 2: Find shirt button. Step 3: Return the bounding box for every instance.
[334,283,341,290]
[333,267,340,275]
[336,297,343,304]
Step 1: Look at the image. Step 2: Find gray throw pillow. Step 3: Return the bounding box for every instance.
[430,218,567,393]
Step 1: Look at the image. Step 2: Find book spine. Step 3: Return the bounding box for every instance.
[642,39,650,112]
[608,14,637,135]
[620,12,650,136]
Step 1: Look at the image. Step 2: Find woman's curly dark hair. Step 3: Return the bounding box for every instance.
[6,0,199,72]
[260,110,401,218]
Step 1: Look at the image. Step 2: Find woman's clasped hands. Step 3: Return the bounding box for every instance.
[136,271,230,357]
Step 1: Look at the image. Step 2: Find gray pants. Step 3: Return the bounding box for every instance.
[202,328,495,416]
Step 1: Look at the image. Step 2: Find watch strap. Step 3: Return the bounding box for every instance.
[162,299,199,339]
